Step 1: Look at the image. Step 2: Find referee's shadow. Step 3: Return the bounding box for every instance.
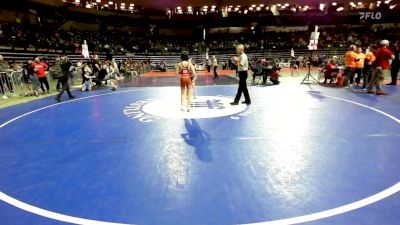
[181,119,213,162]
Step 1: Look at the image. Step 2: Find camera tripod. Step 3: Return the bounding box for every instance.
[301,52,319,84]
[301,63,319,84]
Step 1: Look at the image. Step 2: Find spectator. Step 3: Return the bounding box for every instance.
[343,45,358,87]
[387,43,400,85]
[212,55,218,79]
[91,54,101,77]
[21,59,34,96]
[323,59,340,84]
[355,47,366,87]
[55,55,75,102]
[31,57,49,94]
[363,45,376,89]
[81,63,95,91]
[98,64,118,91]
[0,55,13,99]
[367,40,394,95]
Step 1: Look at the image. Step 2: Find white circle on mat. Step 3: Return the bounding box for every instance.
[141,96,247,119]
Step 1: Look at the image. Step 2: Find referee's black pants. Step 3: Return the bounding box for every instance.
[234,71,251,103]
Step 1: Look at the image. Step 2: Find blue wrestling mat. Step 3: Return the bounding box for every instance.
[1,81,400,225]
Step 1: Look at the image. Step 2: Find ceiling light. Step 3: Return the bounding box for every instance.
[336,6,344,11]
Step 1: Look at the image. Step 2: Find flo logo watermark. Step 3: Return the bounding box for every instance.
[359,12,382,20]
[123,96,253,122]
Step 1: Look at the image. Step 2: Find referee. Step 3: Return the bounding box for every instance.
[231,44,251,105]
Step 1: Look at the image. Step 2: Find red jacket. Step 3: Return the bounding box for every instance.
[375,47,394,70]
[32,62,48,77]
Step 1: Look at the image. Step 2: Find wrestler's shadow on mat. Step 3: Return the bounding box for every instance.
[181,119,213,162]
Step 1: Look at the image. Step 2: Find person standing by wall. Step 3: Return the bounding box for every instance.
[212,55,218,79]
[206,58,211,73]
[231,44,251,105]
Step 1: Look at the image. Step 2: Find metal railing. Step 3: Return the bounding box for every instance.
[0,70,25,99]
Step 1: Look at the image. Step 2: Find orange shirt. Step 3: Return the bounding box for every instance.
[344,51,358,68]
[355,53,366,68]
[365,51,376,65]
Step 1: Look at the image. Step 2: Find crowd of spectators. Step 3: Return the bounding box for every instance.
[0,20,398,55]
[0,52,153,99]
[0,22,149,53]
